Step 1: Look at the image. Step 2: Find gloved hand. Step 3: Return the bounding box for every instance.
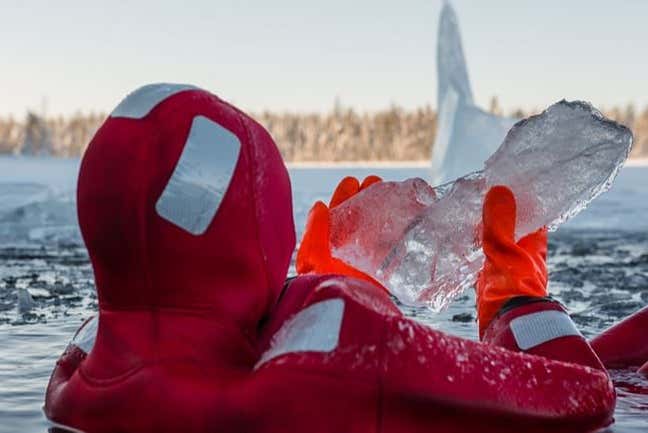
[296,175,384,288]
[476,185,548,339]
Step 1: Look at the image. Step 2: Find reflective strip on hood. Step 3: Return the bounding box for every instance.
[71,315,98,354]
[156,115,241,235]
[111,83,198,119]
[256,298,345,369]
[510,310,582,350]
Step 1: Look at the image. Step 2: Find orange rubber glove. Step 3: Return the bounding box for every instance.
[296,175,385,288]
[476,185,548,339]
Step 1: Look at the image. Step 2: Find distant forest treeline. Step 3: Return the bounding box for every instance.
[1,99,647,160]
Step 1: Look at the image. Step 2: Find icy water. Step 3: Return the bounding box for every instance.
[0,158,647,432]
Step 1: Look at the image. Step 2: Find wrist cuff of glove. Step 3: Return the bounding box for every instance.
[498,295,562,316]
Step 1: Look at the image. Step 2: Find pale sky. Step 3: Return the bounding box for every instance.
[1,0,647,117]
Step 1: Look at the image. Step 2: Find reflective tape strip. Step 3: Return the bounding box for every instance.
[111,83,198,119]
[156,115,241,235]
[71,315,98,354]
[256,298,345,369]
[510,310,582,350]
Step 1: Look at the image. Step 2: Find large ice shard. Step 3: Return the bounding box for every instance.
[431,2,518,185]
[331,100,633,310]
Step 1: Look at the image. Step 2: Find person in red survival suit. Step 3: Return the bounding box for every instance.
[45,84,615,433]
[591,305,648,379]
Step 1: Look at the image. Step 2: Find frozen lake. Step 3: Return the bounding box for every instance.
[0,156,647,432]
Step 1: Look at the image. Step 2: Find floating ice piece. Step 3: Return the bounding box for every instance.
[331,100,633,310]
[17,288,35,314]
[431,2,518,185]
[0,183,51,217]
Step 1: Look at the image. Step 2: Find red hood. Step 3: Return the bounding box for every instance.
[78,84,295,339]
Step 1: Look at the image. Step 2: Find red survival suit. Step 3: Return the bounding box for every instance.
[45,84,615,433]
[592,306,648,376]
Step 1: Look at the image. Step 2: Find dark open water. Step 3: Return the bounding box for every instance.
[0,160,647,432]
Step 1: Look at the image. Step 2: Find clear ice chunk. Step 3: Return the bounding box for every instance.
[436,2,473,106]
[330,100,633,310]
[330,178,437,276]
[431,2,518,185]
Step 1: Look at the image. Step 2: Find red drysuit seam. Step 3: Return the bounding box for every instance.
[94,305,258,349]
[77,362,145,387]
[376,316,386,433]
[237,110,275,322]
[220,96,282,330]
[98,303,237,314]
[77,355,228,388]
[139,111,160,385]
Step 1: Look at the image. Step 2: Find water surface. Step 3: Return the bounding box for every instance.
[1,161,647,432]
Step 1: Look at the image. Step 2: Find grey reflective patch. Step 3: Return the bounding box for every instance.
[111,83,198,119]
[510,310,582,350]
[256,298,345,369]
[72,315,98,354]
[156,116,241,235]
